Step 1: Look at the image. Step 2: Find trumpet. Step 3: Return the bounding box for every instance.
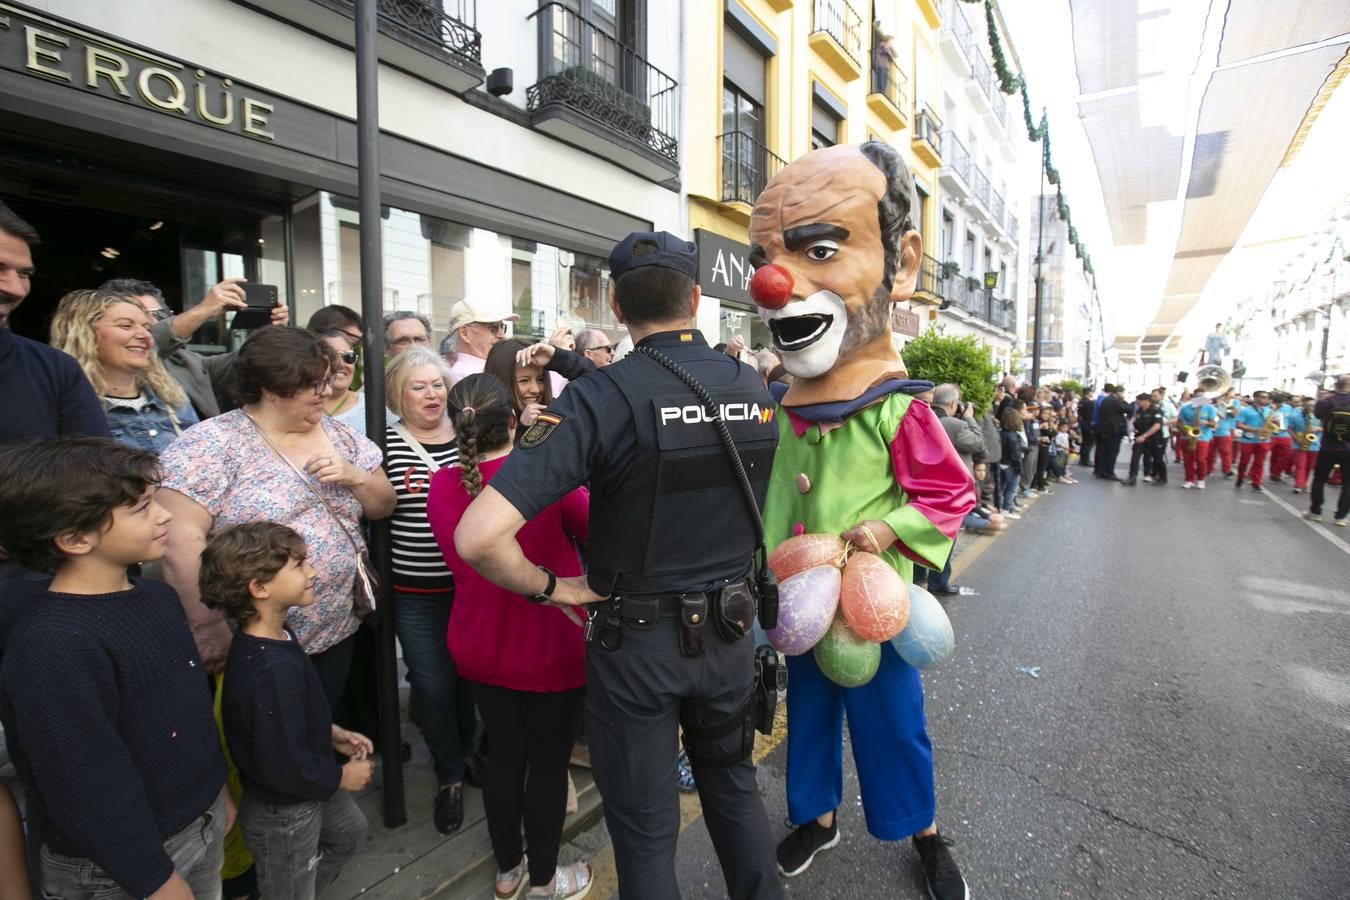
[1183,424,1202,439]
[1262,414,1282,436]
[1297,430,1317,448]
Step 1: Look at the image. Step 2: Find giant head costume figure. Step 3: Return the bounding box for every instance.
[748,141,922,406]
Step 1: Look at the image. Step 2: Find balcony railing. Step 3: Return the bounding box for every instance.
[940,0,974,59]
[913,104,943,152]
[244,0,482,90]
[812,0,864,70]
[870,55,909,115]
[938,130,972,185]
[361,0,479,63]
[936,265,1015,332]
[719,132,787,205]
[917,252,944,302]
[968,45,996,106]
[989,189,1007,230]
[972,168,992,210]
[527,3,679,172]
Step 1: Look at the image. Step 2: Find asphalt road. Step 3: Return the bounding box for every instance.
[659,460,1350,899]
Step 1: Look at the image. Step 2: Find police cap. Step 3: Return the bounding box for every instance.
[609,231,699,282]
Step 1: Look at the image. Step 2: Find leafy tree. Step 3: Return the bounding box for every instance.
[1056,378,1085,395]
[901,329,1001,415]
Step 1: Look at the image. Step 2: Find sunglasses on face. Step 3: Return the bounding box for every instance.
[474,321,508,334]
[147,306,174,322]
[336,350,357,365]
[589,344,615,354]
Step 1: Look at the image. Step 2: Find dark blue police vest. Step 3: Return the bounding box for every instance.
[587,352,778,595]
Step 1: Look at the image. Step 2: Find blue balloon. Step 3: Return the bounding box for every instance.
[889,584,954,669]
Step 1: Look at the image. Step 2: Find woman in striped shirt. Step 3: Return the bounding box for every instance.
[383,347,477,835]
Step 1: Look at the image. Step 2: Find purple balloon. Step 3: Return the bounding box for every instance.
[766,565,841,655]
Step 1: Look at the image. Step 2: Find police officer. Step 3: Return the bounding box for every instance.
[455,232,784,900]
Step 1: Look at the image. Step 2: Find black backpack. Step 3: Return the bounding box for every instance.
[1326,396,1350,443]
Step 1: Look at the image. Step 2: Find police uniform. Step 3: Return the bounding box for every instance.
[489,232,784,900]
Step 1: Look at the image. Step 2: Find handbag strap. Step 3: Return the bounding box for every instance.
[391,421,445,473]
[244,413,366,558]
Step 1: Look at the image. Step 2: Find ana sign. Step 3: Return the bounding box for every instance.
[0,4,275,141]
[695,229,753,304]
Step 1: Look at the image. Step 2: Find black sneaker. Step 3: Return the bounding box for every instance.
[1122,478,1136,486]
[913,832,969,900]
[464,751,487,789]
[1224,471,1234,479]
[1251,484,1262,492]
[434,784,463,835]
[776,818,840,877]
[1234,476,1244,488]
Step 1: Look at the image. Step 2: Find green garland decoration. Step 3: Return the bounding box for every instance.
[958,0,1095,277]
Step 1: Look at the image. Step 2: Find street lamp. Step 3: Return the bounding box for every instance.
[983,270,999,320]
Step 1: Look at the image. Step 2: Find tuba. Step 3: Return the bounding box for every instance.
[1194,365,1231,398]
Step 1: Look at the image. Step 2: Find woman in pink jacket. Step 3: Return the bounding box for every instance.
[427,373,590,900]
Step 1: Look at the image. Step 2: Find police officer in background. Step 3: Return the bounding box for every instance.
[455,232,784,899]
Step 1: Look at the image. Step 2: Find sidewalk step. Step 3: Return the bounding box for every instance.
[323,759,603,900]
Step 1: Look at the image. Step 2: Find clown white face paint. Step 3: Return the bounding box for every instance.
[759,290,848,379]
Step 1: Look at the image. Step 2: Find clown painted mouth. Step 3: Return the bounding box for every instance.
[769,314,834,352]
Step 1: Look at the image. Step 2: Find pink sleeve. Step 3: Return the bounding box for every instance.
[884,400,978,569]
[560,485,590,546]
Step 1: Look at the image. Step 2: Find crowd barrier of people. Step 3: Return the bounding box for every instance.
[3,176,1348,900]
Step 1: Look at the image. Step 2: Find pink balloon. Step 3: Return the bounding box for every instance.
[768,533,847,583]
[766,565,841,655]
[839,552,910,642]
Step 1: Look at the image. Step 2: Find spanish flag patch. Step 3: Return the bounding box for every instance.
[520,412,563,449]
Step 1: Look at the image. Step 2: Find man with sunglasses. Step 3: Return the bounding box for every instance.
[443,299,518,385]
[576,328,618,368]
[103,276,289,419]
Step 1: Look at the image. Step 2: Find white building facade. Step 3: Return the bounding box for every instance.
[932,0,1023,374]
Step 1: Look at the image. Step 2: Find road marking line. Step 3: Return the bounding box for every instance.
[1257,484,1350,557]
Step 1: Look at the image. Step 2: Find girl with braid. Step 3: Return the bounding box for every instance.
[426,373,594,900]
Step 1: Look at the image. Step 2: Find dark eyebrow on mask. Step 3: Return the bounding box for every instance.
[749,244,767,267]
[782,223,849,250]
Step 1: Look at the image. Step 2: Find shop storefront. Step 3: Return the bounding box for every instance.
[0,2,648,348]
[694,228,773,350]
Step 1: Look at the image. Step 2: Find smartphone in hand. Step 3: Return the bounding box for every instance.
[229,283,280,330]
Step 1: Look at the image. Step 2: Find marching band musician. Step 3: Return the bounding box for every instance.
[1289,396,1320,496]
[1177,393,1218,489]
[1266,392,1298,485]
[1235,390,1279,492]
[1209,389,1240,479]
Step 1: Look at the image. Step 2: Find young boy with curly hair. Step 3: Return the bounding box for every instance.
[202,522,374,899]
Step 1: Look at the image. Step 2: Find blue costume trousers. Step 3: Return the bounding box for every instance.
[785,642,935,840]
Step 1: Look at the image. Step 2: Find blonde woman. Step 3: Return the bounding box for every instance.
[50,289,197,453]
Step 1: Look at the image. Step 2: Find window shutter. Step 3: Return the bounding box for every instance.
[812,100,838,142]
[724,26,766,105]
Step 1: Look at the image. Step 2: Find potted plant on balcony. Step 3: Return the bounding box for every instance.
[940,260,961,281]
[555,65,653,143]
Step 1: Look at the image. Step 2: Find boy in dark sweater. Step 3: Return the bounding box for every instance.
[202,523,373,899]
[0,437,228,900]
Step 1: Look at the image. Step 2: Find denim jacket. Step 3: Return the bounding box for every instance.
[104,389,199,454]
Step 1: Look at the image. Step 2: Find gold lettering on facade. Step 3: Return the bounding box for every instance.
[194,71,234,126]
[136,65,188,115]
[242,97,274,141]
[85,47,130,97]
[24,26,70,81]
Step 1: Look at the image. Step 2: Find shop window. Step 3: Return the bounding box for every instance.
[338,222,361,308]
[719,302,772,352]
[429,240,466,336]
[568,252,619,334]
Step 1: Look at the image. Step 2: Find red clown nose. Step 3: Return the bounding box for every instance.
[749,264,794,310]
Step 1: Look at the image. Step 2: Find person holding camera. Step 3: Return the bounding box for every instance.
[453,232,783,900]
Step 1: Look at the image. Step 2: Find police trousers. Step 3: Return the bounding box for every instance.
[585,612,783,900]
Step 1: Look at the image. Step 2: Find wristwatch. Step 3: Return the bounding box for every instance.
[525,566,556,604]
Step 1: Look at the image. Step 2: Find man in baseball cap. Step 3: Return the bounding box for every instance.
[442,299,520,384]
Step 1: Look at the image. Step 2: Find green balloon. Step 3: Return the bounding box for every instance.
[813,617,881,687]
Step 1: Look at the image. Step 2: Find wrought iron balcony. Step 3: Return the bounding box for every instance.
[526,3,679,182]
[936,264,1015,332]
[938,130,972,186]
[911,104,943,166]
[915,252,944,304]
[239,0,483,92]
[719,132,787,206]
[811,0,865,77]
[868,55,909,128]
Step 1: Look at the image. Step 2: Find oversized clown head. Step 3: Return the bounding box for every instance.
[748,141,922,405]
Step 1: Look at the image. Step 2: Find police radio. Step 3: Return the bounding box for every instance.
[635,347,778,630]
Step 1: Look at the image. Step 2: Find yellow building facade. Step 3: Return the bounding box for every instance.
[684,0,946,349]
